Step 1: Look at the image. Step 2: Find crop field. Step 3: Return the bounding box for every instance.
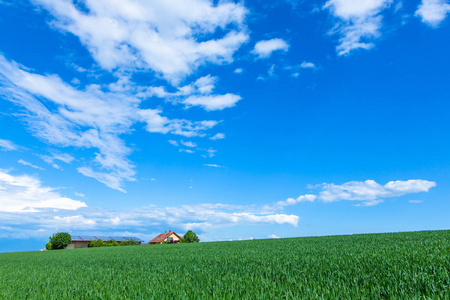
[0,230,449,299]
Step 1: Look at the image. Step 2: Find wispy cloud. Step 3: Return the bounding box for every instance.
[284,61,318,77]
[180,140,197,148]
[0,139,19,151]
[210,133,225,140]
[18,159,45,170]
[408,200,423,203]
[40,152,75,165]
[146,75,242,111]
[168,140,179,147]
[179,149,195,154]
[0,55,220,192]
[324,0,392,55]
[415,0,450,27]
[252,38,289,59]
[203,164,226,168]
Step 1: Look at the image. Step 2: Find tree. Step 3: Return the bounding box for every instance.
[48,232,72,250]
[182,230,200,243]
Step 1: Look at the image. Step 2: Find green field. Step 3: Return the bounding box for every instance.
[0,230,449,299]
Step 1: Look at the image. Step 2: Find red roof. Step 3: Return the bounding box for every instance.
[149,232,183,244]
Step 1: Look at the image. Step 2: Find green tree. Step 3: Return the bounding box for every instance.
[48,232,72,250]
[182,230,200,243]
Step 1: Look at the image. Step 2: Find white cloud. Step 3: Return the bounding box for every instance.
[145,75,242,111]
[234,68,243,74]
[139,110,219,137]
[300,61,316,69]
[203,149,217,158]
[180,140,197,148]
[257,64,277,81]
[40,152,75,165]
[415,0,450,27]
[318,179,436,206]
[32,0,249,84]
[252,38,289,58]
[268,234,280,239]
[279,179,436,208]
[183,93,241,111]
[0,55,220,191]
[0,169,86,213]
[324,0,392,55]
[168,140,179,147]
[0,139,18,151]
[179,149,195,154]
[74,192,85,198]
[408,200,423,203]
[210,133,225,140]
[18,159,45,170]
[354,199,384,207]
[203,164,226,168]
[277,194,317,207]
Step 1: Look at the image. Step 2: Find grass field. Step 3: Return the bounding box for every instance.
[0,230,449,299]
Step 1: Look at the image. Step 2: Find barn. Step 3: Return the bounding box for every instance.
[149,231,183,244]
[66,235,144,249]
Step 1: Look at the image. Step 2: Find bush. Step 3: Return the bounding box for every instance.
[45,241,53,250]
[89,239,140,247]
[120,239,140,246]
[48,232,72,250]
[89,239,105,247]
[182,230,200,243]
[105,240,119,247]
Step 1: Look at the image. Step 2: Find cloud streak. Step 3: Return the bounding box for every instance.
[0,139,19,151]
[18,159,45,170]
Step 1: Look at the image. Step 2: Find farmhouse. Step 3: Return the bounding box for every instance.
[149,231,183,244]
[66,235,144,249]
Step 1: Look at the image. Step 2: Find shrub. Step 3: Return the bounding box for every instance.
[45,241,53,250]
[105,240,119,247]
[48,232,72,250]
[89,239,105,247]
[120,239,140,246]
[89,239,139,247]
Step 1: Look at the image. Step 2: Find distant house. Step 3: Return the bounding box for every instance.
[149,231,183,244]
[66,235,144,249]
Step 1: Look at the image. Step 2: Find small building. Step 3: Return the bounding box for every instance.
[66,235,144,249]
[149,231,183,244]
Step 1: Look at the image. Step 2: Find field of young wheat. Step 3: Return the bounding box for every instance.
[0,230,448,299]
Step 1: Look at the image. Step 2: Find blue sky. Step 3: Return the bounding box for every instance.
[0,0,449,252]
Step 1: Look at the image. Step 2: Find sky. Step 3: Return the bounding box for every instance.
[0,0,449,252]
